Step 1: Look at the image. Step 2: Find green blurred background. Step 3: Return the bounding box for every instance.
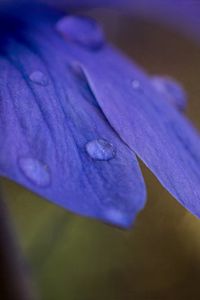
[1,9,200,300]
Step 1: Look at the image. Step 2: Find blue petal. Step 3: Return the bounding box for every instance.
[0,10,146,228]
[70,44,200,219]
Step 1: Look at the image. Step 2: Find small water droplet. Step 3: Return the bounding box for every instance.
[56,16,105,50]
[132,79,141,90]
[19,157,50,187]
[86,139,116,161]
[151,76,187,110]
[29,71,49,86]
[103,208,132,228]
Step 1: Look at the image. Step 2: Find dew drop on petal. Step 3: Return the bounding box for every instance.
[132,79,141,90]
[103,208,133,228]
[29,71,49,86]
[19,157,50,187]
[86,139,116,161]
[151,76,187,110]
[56,16,105,50]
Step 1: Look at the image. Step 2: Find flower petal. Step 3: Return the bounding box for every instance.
[71,44,200,219]
[0,10,146,228]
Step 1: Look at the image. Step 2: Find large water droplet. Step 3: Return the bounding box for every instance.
[19,157,50,187]
[29,71,49,86]
[86,139,116,161]
[56,16,105,50]
[151,76,187,110]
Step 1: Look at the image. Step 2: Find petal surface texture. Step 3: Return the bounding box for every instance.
[0,8,146,228]
[67,35,200,219]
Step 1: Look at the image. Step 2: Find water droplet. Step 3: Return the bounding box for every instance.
[29,71,49,86]
[103,208,133,228]
[151,76,187,110]
[19,157,50,187]
[86,139,116,161]
[132,79,141,90]
[56,16,105,50]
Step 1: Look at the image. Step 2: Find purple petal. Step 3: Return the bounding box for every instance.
[70,43,200,219]
[0,10,146,228]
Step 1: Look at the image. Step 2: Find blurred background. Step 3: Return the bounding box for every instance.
[1,7,200,300]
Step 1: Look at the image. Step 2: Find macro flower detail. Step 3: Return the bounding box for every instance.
[85,139,116,161]
[151,76,187,111]
[18,157,51,187]
[56,15,105,50]
[29,70,49,86]
[0,5,147,228]
[73,48,200,220]
[0,2,199,229]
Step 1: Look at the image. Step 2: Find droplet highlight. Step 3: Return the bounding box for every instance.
[19,157,50,187]
[103,208,133,228]
[151,76,187,110]
[132,79,141,90]
[86,139,116,161]
[29,71,49,86]
[56,16,105,49]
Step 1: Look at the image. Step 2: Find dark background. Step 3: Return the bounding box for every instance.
[1,9,200,300]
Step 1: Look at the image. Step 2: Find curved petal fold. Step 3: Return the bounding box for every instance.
[70,43,200,219]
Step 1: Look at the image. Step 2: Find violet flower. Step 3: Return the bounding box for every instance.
[0,1,200,228]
